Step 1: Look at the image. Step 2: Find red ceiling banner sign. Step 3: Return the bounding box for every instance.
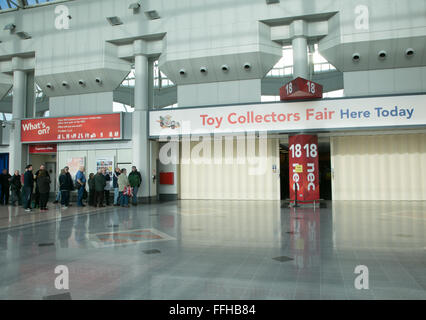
[280,77,323,101]
[29,144,57,154]
[21,113,122,143]
[289,134,320,204]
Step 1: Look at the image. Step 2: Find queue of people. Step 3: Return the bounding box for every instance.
[0,164,143,212]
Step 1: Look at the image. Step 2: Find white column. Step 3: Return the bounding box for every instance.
[132,50,150,199]
[10,69,27,173]
[292,36,309,80]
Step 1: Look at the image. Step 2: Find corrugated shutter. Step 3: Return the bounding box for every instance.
[180,138,280,200]
[331,134,426,200]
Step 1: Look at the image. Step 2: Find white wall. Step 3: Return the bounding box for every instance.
[177,79,261,107]
[331,133,426,200]
[50,92,114,116]
[180,137,280,200]
[344,67,426,96]
[57,141,133,179]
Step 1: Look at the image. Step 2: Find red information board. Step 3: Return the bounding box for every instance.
[280,77,323,101]
[21,113,121,143]
[29,144,57,154]
[289,134,320,203]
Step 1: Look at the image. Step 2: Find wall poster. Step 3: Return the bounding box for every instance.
[66,157,85,178]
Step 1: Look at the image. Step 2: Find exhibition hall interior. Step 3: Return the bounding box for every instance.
[0,0,425,301]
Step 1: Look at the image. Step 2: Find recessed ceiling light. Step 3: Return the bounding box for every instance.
[405,48,415,57]
[16,31,31,39]
[106,16,123,26]
[144,10,160,20]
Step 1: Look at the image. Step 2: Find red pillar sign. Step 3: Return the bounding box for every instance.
[289,134,320,203]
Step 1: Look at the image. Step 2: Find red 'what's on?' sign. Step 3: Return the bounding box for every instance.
[21,114,121,143]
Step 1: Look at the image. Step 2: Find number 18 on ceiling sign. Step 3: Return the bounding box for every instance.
[289,134,320,204]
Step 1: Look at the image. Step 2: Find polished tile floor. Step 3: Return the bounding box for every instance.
[0,200,425,300]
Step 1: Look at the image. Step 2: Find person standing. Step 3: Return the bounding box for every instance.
[59,166,73,209]
[94,169,106,207]
[34,165,50,209]
[118,168,130,208]
[128,166,142,206]
[0,169,12,205]
[37,169,50,212]
[23,165,34,212]
[10,170,22,206]
[75,166,86,207]
[112,167,121,206]
[103,168,111,206]
[88,173,95,206]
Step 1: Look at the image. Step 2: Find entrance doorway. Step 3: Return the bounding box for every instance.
[29,145,58,193]
[279,137,332,201]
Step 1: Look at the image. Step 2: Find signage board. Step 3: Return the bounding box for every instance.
[29,144,57,154]
[149,94,426,137]
[21,113,122,143]
[280,77,323,101]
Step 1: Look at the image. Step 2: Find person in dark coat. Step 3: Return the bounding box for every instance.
[128,166,142,206]
[10,170,22,206]
[94,169,106,207]
[37,169,50,212]
[88,173,95,206]
[0,169,12,205]
[34,165,50,209]
[23,165,34,212]
[59,166,73,209]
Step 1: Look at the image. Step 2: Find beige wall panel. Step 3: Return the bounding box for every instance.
[331,134,426,201]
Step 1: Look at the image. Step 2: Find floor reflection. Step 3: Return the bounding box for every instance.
[0,200,424,300]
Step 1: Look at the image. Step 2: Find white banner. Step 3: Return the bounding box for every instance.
[149,94,426,137]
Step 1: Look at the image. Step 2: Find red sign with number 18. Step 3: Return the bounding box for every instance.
[289,134,320,203]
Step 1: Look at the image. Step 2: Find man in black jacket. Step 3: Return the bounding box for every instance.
[23,165,34,212]
[10,170,22,206]
[0,169,12,205]
[59,166,73,209]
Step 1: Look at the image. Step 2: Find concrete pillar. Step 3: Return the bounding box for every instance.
[132,40,150,199]
[26,71,36,118]
[10,69,27,173]
[292,36,309,80]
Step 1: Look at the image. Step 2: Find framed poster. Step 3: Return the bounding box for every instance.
[96,157,115,175]
[66,157,85,178]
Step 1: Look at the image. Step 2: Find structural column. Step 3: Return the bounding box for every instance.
[10,67,27,173]
[132,40,151,200]
[289,19,309,80]
[292,36,309,80]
